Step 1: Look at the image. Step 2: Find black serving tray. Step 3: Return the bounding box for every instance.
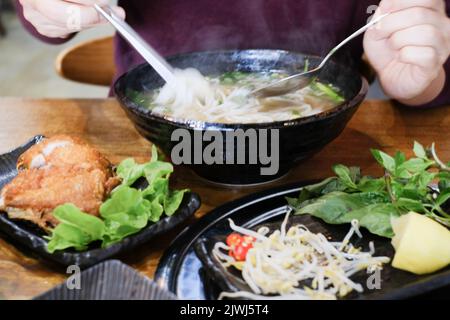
[35,260,177,300]
[0,136,201,268]
[155,181,450,300]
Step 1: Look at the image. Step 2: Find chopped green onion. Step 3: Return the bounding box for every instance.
[304,59,310,72]
[291,110,301,117]
[220,71,248,84]
[310,81,345,103]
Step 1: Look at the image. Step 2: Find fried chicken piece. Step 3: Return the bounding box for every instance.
[17,135,112,172]
[0,136,120,230]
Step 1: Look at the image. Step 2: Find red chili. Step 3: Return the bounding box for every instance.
[226,233,255,261]
[232,242,253,261]
[226,233,243,247]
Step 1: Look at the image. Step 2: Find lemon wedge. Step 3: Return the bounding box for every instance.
[391,212,450,275]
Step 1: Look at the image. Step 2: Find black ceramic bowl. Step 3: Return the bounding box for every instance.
[114,50,368,185]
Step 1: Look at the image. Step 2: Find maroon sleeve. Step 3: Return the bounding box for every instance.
[15,0,76,45]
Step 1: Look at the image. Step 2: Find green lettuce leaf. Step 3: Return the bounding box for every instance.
[46,204,105,253]
[46,147,189,252]
[164,189,188,216]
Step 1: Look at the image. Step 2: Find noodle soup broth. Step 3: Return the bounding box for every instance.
[146,70,344,124]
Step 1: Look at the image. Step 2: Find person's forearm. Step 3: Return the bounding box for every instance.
[15,0,75,44]
[394,68,446,107]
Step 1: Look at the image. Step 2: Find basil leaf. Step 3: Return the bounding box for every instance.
[413,141,427,159]
[436,191,450,207]
[438,172,450,192]
[394,151,406,166]
[402,171,436,198]
[399,188,426,201]
[396,198,425,212]
[357,177,386,193]
[349,167,361,183]
[333,164,358,189]
[294,191,388,223]
[397,158,434,175]
[342,203,400,238]
[371,149,396,173]
[294,191,396,238]
[286,177,349,208]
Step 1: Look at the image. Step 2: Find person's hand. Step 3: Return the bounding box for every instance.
[19,0,125,38]
[364,0,450,105]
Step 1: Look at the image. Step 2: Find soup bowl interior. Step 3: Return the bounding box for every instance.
[114,50,368,185]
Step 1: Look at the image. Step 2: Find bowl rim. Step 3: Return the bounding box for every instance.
[114,49,369,130]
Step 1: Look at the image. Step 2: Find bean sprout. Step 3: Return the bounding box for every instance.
[213,213,390,300]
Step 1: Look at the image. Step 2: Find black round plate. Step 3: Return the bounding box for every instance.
[155,181,450,300]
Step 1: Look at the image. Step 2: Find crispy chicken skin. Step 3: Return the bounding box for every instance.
[17,135,112,172]
[0,136,120,230]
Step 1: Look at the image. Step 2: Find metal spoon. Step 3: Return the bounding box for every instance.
[251,13,390,98]
[94,4,176,86]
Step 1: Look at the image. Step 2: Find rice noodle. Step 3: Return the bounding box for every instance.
[213,212,390,300]
[150,68,338,124]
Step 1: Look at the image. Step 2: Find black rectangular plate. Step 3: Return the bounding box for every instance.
[35,260,177,300]
[0,136,201,268]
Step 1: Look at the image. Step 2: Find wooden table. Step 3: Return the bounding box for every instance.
[0,98,449,300]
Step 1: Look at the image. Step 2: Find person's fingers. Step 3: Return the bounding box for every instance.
[65,0,126,19]
[380,0,446,14]
[29,0,124,29]
[37,24,75,38]
[398,46,441,69]
[64,0,109,5]
[367,7,442,40]
[388,24,448,62]
[34,0,103,26]
[22,4,75,38]
[21,0,126,36]
[27,0,109,10]
[109,6,126,20]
